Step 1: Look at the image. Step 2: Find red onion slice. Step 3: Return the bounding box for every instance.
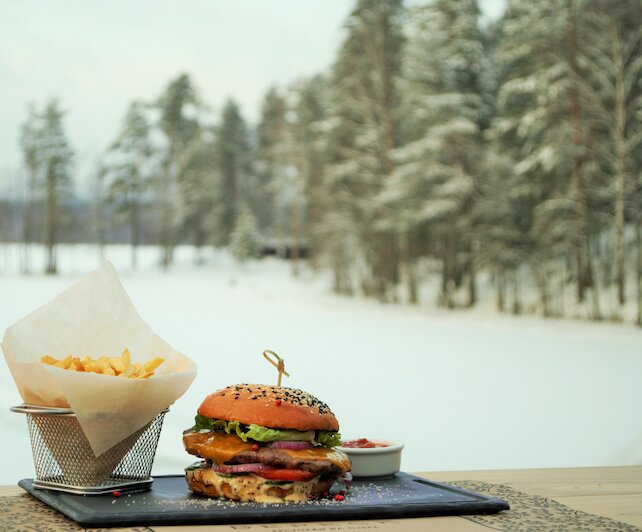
[267,441,314,450]
[213,463,271,474]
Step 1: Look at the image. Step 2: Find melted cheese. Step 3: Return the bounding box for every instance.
[189,466,320,503]
[184,431,252,464]
[183,431,351,473]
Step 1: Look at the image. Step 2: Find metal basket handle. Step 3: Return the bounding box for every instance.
[10,404,74,415]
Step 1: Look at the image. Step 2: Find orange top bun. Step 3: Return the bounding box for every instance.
[197,384,340,432]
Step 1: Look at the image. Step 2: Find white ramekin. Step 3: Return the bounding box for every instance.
[339,439,404,478]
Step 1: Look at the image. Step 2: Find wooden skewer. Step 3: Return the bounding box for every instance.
[263,350,290,387]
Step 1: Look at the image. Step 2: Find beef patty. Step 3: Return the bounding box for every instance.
[231,447,339,476]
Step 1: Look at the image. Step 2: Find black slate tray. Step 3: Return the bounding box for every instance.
[19,473,509,527]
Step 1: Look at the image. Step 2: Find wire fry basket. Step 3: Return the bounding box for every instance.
[11,404,167,495]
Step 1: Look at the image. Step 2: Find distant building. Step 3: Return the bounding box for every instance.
[259,237,309,259]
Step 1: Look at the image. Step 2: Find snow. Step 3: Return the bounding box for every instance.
[0,244,641,485]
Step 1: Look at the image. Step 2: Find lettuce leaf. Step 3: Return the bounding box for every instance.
[316,431,343,447]
[192,414,341,447]
[244,424,315,442]
[194,416,228,431]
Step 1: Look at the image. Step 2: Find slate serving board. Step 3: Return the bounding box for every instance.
[19,473,509,527]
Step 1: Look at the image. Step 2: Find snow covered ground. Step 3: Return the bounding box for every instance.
[0,244,641,486]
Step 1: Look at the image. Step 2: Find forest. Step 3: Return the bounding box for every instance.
[2,0,642,326]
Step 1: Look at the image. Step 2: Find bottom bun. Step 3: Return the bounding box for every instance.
[186,463,335,503]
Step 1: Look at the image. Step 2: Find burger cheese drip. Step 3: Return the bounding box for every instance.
[186,465,329,503]
[183,383,351,503]
[184,432,253,465]
[184,431,351,473]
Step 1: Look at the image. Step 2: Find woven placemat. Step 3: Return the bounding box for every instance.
[0,492,149,532]
[450,480,641,532]
[1,480,639,531]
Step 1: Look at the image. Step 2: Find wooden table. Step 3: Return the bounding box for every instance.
[424,466,642,531]
[1,466,640,531]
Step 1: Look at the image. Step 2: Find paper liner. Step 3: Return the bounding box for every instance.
[2,262,197,456]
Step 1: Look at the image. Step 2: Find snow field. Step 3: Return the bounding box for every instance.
[0,244,640,485]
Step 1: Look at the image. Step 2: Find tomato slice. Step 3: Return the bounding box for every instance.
[255,469,316,482]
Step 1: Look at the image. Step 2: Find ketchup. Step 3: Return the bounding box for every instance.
[343,438,388,448]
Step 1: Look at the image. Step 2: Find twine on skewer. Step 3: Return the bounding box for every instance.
[263,350,290,387]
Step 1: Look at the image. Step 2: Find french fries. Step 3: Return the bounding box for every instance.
[40,349,164,379]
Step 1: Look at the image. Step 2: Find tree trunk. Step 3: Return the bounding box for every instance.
[94,168,106,264]
[375,5,398,304]
[439,233,455,308]
[614,173,626,305]
[160,146,176,269]
[193,219,206,266]
[440,256,449,308]
[534,264,551,317]
[333,255,352,296]
[96,199,106,264]
[587,236,603,320]
[467,241,477,307]
[22,163,39,274]
[22,178,34,275]
[45,164,57,275]
[276,201,287,259]
[399,234,418,305]
[291,195,301,278]
[380,233,399,302]
[566,0,592,302]
[407,260,419,305]
[160,178,174,268]
[131,200,139,270]
[635,186,642,327]
[613,48,627,306]
[558,262,566,317]
[496,270,506,312]
[512,269,522,315]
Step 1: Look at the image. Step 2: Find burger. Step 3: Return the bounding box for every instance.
[183,384,351,503]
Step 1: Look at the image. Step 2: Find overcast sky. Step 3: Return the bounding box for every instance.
[0,0,505,191]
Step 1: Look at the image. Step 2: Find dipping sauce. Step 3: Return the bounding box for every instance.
[342,438,389,449]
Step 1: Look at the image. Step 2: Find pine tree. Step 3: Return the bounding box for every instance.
[387,0,492,307]
[176,130,219,262]
[579,0,642,308]
[255,79,327,274]
[19,103,40,274]
[214,99,252,247]
[106,101,153,269]
[38,98,73,275]
[230,208,258,262]
[321,0,404,300]
[92,162,109,263]
[481,4,540,314]
[156,73,200,268]
[256,87,289,246]
[289,75,329,271]
[491,0,599,317]
[475,17,529,313]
